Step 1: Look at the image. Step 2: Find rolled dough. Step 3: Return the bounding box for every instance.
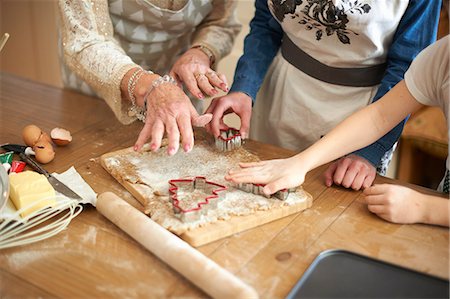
[101,141,311,234]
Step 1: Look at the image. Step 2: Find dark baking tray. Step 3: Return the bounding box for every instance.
[286,249,449,298]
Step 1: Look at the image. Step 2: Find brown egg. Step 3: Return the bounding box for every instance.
[40,132,52,144]
[50,127,72,146]
[33,141,55,164]
[22,125,43,147]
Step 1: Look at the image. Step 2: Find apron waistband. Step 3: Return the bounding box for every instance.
[281,34,387,87]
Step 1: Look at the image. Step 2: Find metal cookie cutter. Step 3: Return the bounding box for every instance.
[169,176,227,222]
[215,127,242,151]
[234,182,295,201]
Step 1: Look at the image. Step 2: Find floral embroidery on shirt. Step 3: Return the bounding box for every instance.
[272,0,371,44]
[271,0,303,22]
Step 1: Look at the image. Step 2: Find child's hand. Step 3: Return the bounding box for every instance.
[323,154,376,190]
[363,184,424,224]
[225,157,306,196]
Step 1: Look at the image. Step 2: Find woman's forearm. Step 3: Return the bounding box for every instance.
[58,0,139,124]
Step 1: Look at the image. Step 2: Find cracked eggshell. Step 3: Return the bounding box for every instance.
[22,124,43,147]
[22,124,52,146]
[33,141,55,164]
[40,132,52,144]
[50,127,72,146]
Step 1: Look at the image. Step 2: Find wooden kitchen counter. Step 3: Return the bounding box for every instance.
[0,73,448,298]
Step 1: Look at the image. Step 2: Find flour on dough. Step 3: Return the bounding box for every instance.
[102,141,310,234]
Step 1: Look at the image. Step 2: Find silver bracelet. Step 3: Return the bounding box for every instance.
[142,75,177,122]
[127,67,143,106]
[127,67,154,122]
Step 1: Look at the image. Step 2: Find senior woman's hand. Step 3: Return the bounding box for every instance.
[136,79,212,155]
[169,48,228,99]
[122,68,212,155]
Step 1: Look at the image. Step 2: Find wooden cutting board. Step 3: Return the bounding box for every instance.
[100,144,313,247]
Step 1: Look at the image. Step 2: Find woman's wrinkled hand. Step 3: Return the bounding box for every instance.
[134,78,212,155]
[170,48,228,99]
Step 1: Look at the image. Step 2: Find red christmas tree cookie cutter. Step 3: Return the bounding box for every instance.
[169,176,227,222]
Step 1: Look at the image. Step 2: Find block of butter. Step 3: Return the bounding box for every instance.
[9,171,56,218]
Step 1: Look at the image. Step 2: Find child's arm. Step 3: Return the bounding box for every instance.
[363,184,449,227]
[226,80,424,195]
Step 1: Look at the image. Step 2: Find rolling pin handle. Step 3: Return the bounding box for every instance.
[96,192,259,299]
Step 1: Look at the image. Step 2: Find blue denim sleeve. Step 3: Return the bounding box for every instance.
[229,0,283,102]
[353,0,440,167]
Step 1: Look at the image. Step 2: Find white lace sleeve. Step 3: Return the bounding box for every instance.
[57,0,139,124]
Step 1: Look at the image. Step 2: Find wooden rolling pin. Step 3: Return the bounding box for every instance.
[96,192,258,299]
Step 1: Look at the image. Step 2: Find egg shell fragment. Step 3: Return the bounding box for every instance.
[50,127,72,146]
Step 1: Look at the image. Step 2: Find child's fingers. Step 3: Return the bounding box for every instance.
[224,173,243,182]
[239,161,266,168]
[263,179,286,195]
[367,204,387,215]
[225,171,267,184]
[363,184,388,196]
[226,170,255,179]
[323,163,338,187]
[225,172,243,180]
[351,173,367,190]
[341,166,359,189]
[377,213,393,223]
[228,166,262,176]
[363,194,386,205]
[362,171,376,189]
[332,158,351,185]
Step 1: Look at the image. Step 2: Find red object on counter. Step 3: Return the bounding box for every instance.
[10,160,26,173]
